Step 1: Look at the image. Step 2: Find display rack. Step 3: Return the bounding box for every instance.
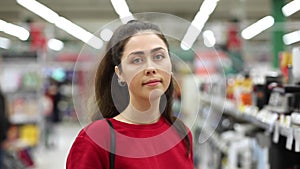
[198,93,300,169]
[0,51,43,147]
[199,93,300,152]
[200,95,272,131]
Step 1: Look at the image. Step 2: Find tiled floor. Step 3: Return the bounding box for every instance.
[33,122,82,169]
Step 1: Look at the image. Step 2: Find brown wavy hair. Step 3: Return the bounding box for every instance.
[92,20,191,156]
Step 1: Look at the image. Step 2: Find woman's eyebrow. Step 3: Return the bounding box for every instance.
[129,51,144,56]
[150,47,165,53]
[128,47,166,56]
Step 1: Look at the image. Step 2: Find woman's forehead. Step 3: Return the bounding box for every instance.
[124,33,167,50]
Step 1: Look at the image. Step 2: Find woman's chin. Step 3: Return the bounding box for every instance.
[148,89,165,101]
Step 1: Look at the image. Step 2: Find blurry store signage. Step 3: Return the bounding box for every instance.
[181,0,219,50]
[111,0,135,24]
[283,30,300,45]
[55,53,92,62]
[0,19,29,41]
[27,21,47,51]
[17,0,103,49]
[0,36,11,49]
[241,16,274,40]
[194,50,230,75]
[1,51,38,61]
[282,0,300,17]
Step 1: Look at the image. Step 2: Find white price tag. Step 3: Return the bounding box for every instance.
[284,127,294,150]
[273,122,279,143]
[295,138,300,152]
[294,128,300,152]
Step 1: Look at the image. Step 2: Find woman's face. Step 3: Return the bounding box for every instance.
[115,31,172,102]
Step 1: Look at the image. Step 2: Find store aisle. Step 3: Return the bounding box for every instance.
[33,122,82,169]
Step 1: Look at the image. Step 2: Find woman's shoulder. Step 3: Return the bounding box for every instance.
[73,119,112,150]
[81,119,111,137]
[67,119,110,169]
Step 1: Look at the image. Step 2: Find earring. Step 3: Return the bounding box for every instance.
[118,79,126,87]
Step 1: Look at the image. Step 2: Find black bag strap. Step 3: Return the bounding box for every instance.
[106,119,115,169]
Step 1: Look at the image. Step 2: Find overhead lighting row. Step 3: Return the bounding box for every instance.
[180,0,219,50]
[0,19,63,51]
[0,19,30,41]
[16,0,103,49]
[282,0,300,17]
[241,16,275,40]
[281,0,300,45]
[3,0,300,51]
[241,0,300,45]
[111,0,135,24]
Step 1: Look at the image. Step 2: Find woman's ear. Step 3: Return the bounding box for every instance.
[115,66,123,80]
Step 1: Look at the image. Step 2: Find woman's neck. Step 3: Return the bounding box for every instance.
[115,97,162,124]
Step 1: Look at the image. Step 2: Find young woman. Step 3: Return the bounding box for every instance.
[66,20,194,169]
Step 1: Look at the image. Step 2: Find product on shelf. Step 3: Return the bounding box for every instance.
[292,47,300,83]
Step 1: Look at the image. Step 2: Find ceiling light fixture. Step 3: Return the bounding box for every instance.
[0,36,11,49]
[203,30,216,47]
[181,0,219,50]
[282,0,300,17]
[111,0,135,24]
[54,17,103,49]
[100,29,113,41]
[16,0,59,23]
[241,16,274,40]
[0,19,30,41]
[283,30,300,45]
[17,0,103,49]
[48,38,64,51]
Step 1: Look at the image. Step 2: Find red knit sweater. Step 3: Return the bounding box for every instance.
[66,117,194,169]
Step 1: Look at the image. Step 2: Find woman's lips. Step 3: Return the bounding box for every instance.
[143,79,162,86]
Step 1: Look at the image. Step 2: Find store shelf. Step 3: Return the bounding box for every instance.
[9,114,39,125]
[197,121,229,154]
[0,52,43,151]
[200,94,273,131]
[200,93,300,152]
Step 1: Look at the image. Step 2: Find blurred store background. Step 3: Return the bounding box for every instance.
[1,0,300,169]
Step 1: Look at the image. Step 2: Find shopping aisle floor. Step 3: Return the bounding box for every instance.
[33,121,82,169]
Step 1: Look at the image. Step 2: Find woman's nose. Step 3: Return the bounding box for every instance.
[144,67,157,75]
[144,59,157,75]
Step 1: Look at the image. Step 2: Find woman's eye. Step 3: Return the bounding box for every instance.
[153,54,165,61]
[132,57,143,64]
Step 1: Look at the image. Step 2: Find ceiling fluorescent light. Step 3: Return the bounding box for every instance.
[0,19,29,41]
[198,0,218,17]
[17,0,59,23]
[55,17,103,49]
[181,0,219,50]
[203,30,216,47]
[282,0,300,17]
[100,29,113,41]
[17,0,103,49]
[111,0,134,23]
[180,25,201,50]
[0,37,11,49]
[283,30,300,45]
[241,16,274,40]
[48,38,64,51]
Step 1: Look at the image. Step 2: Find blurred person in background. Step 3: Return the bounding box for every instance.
[0,88,9,169]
